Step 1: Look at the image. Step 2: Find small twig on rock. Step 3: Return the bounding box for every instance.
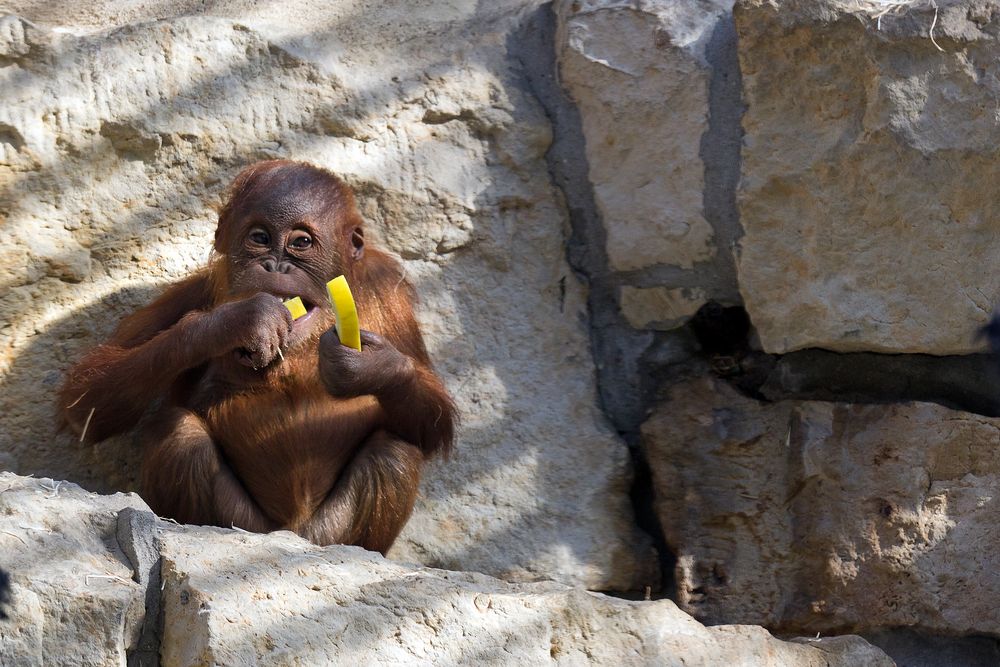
[301,553,330,565]
[929,3,944,52]
[856,0,946,51]
[85,573,131,586]
[18,523,50,533]
[0,531,26,546]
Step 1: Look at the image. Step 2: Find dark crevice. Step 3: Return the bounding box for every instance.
[687,302,1000,417]
[756,349,1000,416]
[0,123,26,151]
[698,10,745,303]
[625,434,677,600]
[421,108,476,125]
[508,3,679,595]
[863,628,1000,667]
[116,508,163,667]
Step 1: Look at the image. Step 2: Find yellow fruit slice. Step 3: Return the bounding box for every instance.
[326,275,361,351]
[283,296,307,320]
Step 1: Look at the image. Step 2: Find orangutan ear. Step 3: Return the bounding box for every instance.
[350,227,364,261]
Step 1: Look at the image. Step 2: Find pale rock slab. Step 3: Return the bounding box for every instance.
[160,526,892,667]
[0,4,654,590]
[736,0,1000,353]
[0,472,152,667]
[555,0,731,273]
[644,376,1000,634]
[619,285,709,330]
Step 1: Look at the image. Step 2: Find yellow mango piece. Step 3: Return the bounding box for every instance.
[326,275,361,351]
[284,296,307,320]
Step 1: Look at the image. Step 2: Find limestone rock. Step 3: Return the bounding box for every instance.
[643,376,1000,634]
[0,471,892,666]
[619,286,708,330]
[736,0,1000,354]
[0,472,151,666]
[160,526,891,666]
[0,4,653,590]
[555,0,730,274]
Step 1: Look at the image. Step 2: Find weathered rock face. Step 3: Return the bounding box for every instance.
[7,0,1000,660]
[160,526,891,666]
[0,3,654,590]
[736,0,1000,354]
[618,285,709,330]
[556,0,718,273]
[0,472,892,666]
[555,0,742,326]
[0,473,152,667]
[643,376,1000,635]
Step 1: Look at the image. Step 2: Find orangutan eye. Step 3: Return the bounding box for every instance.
[289,232,313,250]
[249,228,270,246]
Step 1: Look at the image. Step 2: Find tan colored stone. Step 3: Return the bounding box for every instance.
[644,375,1000,634]
[0,473,151,666]
[619,285,708,330]
[555,0,732,272]
[0,471,891,666]
[736,0,1000,354]
[160,526,892,666]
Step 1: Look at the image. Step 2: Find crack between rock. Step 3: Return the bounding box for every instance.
[507,2,680,596]
[116,507,164,667]
[698,8,745,305]
[737,347,1000,418]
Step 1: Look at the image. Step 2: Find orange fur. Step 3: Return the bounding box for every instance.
[58,161,455,552]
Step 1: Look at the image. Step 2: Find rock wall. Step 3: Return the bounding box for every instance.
[612,0,1000,658]
[0,473,893,666]
[551,0,1000,660]
[645,376,1000,635]
[737,0,1000,355]
[4,0,1000,663]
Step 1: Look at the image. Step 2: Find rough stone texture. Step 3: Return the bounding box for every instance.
[0,3,655,590]
[555,0,742,345]
[160,526,892,666]
[0,472,893,666]
[736,0,1000,354]
[117,507,163,666]
[643,376,1000,635]
[556,0,726,273]
[0,472,151,667]
[620,285,709,330]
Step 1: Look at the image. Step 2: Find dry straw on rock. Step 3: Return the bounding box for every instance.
[854,0,931,16]
[853,0,945,49]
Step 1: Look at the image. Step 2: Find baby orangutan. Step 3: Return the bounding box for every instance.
[59,161,455,553]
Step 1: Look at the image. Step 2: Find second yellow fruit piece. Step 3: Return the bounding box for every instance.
[327,276,361,351]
